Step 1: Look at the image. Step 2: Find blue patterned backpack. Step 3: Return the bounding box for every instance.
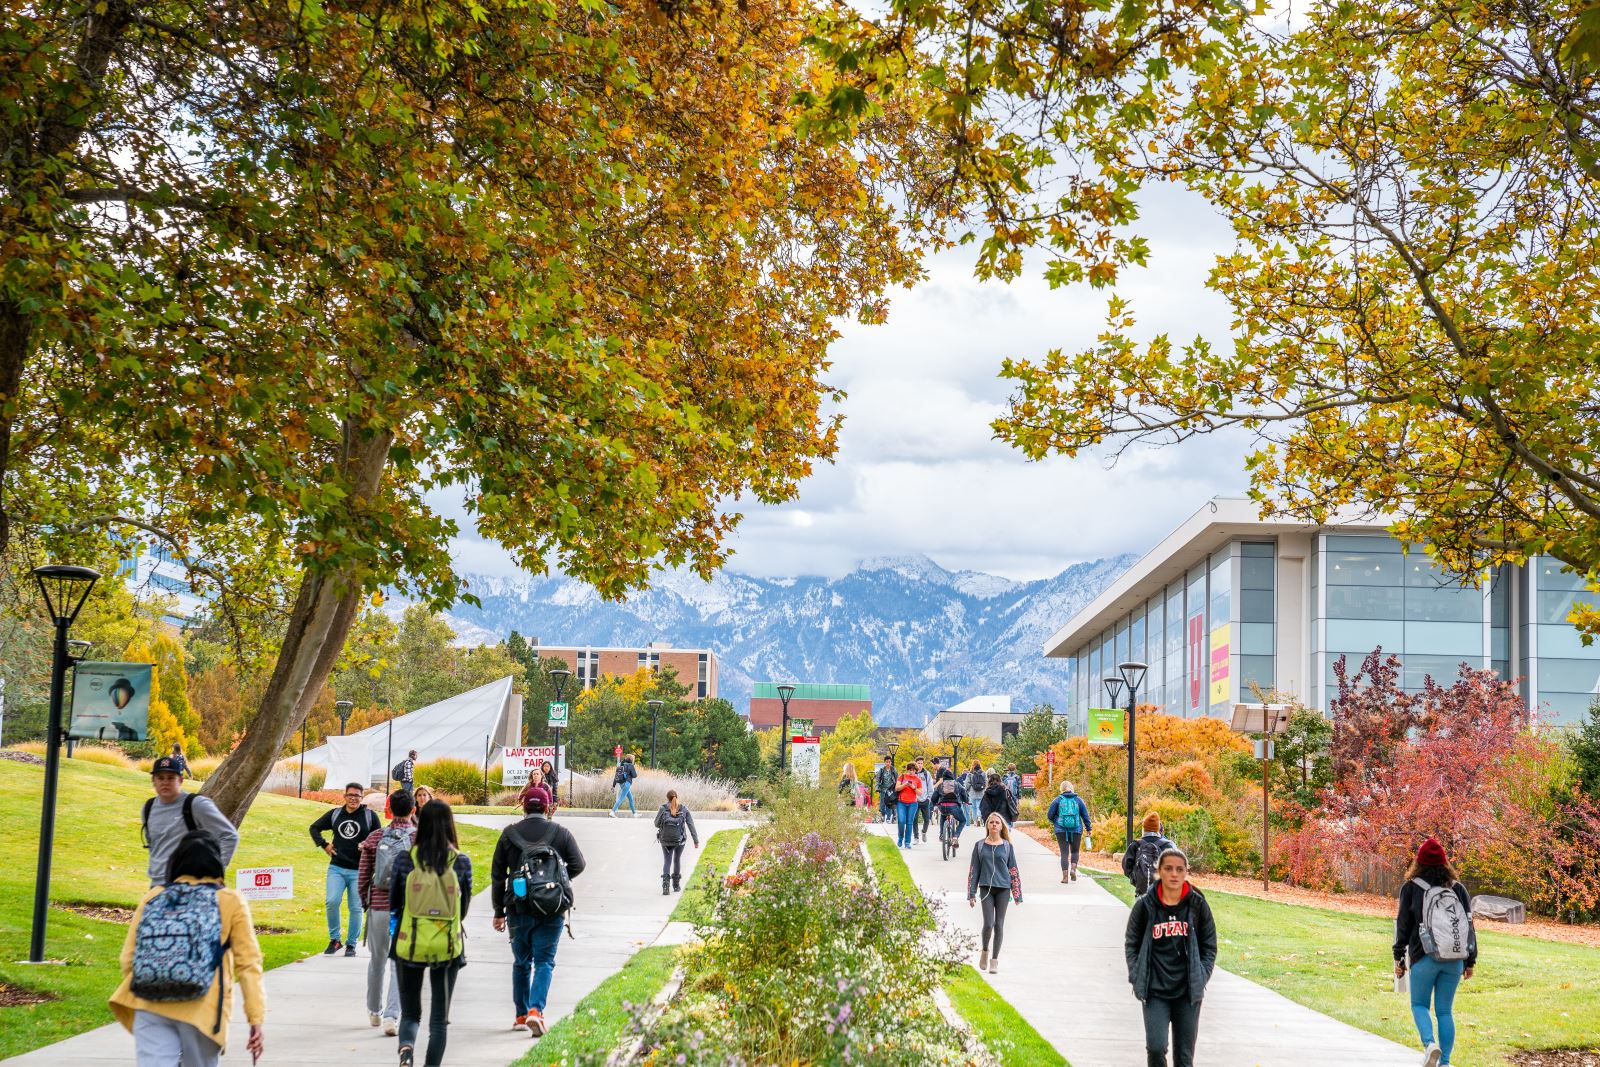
[131,883,231,1032]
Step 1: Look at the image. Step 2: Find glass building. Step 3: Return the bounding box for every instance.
[1044,498,1600,727]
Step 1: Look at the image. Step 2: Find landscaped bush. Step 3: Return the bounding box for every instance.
[414,757,491,804]
[263,762,325,795]
[67,745,136,770]
[562,767,740,811]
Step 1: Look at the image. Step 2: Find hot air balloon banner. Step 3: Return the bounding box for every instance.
[68,662,154,741]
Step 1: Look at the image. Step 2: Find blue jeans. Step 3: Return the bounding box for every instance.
[897,800,918,846]
[1409,956,1465,1062]
[509,912,566,1015]
[325,865,361,943]
[611,780,635,813]
[937,805,966,838]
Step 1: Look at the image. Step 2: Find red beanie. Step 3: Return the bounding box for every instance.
[1416,838,1448,867]
[1143,813,1161,832]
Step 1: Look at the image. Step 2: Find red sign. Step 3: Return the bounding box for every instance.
[1021,773,1037,788]
[1046,749,1055,765]
[1188,611,1206,711]
[253,871,272,887]
[614,744,624,759]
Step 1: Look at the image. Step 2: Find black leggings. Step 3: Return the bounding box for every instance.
[1055,831,1082,870]
[917,801,932,835]
[661,843,685,880]
[396,959,462,1066]
[1142,995,1201,1067]
[978,887,1010,955]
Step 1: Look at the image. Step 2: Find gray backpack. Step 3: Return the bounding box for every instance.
[372,823,414,897]
[1413,879,1476,962]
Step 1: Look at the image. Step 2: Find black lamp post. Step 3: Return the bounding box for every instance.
[29,564,99,963]
[1107,660,1148,852]
[63,640,91,758]
[948,733,964,775]
[775,683,797,772]
[336,699,354,736]
[549,668,570,804]
[647,699,665,768]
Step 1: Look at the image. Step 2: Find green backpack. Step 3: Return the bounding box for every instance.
[393,848,462,965]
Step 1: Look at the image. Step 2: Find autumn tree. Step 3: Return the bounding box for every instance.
[999,703,1071,774]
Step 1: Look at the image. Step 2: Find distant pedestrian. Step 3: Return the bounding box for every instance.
[979,772,1018,827]
[413,785,434,809]
[1003,763,1022,803]
[540,761,558,804]
[112,829,265,1067]
[967,813,1021,974]
[143,756,238,886]
[932,768,967,844]
[655,789,700,894]
[167,743,191,780]
[1394,838,1477,1067]
[875,756,897,824]
[609,754,638,817]
[914,758,933,842]
[1047,780,1093,883]
[962,760,986,824]
[393,750,418,795]
[1123,812,1176,895]
[894,765,922,848]
[390,799,472,1066]
[492,790,585,1037]
[1125,847,1216,1067]
[838,763,860,803]
[517,769,556,817]
[358,789,417,1036]
[309,782,381,957]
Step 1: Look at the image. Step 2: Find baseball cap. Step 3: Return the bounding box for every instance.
[151,756,183,776]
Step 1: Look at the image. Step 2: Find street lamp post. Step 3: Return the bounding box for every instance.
[29,564,99,963]
[776,683,797,773]
[548,669,570,805]
[336,700,354,736]
[63,639,91,758]
[1107,661,1148,854]
[948,733,964,776]
[647,700,664,768]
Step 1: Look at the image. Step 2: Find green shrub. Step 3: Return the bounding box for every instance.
[414,757,490,804]
[750,779,860,857]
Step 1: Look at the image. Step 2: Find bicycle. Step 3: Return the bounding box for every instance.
[939,808,961,861]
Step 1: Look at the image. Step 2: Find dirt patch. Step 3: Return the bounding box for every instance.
[1509,1050,1600,1067]
[54,901,135,923]
[0,750,45,766]
[0,982,59,1007]
[1017,824,1600,949]
[253,924,293,935]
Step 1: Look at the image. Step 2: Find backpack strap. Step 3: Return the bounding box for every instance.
[141,798,154,848]
[182,793,198,833]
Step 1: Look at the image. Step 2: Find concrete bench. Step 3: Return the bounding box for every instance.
[1472,894,1526,924]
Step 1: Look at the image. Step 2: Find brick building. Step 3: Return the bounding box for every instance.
[532,641,718,700]
[747,682,872,732]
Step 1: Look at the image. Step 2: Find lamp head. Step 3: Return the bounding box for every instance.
[775,683,797,703]
[67,639,93,662]
[647,699,664,713]
[335,699,354,723]
[1103,676,1125,706]
[1119,660,1149,694]
[33,564,101,626]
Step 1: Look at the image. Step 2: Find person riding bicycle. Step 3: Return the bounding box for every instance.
[932,768,967,845]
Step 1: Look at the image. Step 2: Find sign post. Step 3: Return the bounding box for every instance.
[1232,704,1292,893]
[236,866,294,902]
[67,661,153,741]
[1085,707,1125,746]
[500,746,558,788]
[547,702,569,729]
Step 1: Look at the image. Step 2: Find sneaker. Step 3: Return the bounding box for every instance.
[608,810,616,818]
[988,957,999,974]
[526,1008,547,1037]
[1423,1045,1442,1067]
[1070,868,1078,882]
[978,950,989,970]
[323,940,342,955]
[399,1046,415,1067]
[345,943,358,957]
[369,1012,381,1028]
[382,1018,398,1036]
[513,1015,529,1032]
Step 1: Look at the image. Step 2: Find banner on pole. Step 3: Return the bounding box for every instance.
[1086,707,1126,746]
[547,702,569,728]
[501,745,557,787]
[68,661,154,741]
[790,735,821,786]
[236,866,293,901]
[1021,772,1037,789]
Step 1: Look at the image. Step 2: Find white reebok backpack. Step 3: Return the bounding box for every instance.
[1413,878,1476,962]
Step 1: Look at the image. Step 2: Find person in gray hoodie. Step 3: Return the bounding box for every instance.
[653,790,700,894]
[143,756,238,886]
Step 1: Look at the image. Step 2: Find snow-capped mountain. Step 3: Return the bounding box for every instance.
[440,554,1136,727]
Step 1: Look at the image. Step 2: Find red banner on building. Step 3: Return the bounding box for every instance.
[1188,611,1206,711]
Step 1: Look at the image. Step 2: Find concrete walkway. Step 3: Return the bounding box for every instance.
[5,814,698,1066]
[878,823,1419,1067]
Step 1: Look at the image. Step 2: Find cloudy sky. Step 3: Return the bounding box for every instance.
[447,184,1253,582]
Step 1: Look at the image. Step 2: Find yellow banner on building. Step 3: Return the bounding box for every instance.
[1209,623,1231,707]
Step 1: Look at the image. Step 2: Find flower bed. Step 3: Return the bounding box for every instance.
[629,785,985,1066]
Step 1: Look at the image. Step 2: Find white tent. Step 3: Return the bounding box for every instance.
[301,676,521,786]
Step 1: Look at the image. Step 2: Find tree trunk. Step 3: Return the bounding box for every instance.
[202,427,393,825]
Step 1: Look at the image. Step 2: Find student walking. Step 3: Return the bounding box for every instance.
[491,791,586,1037]
[167,743,192,780]
[1123,812,1176,895]
[932,767,967,843]
[1003,763,1022,803]
[895,764,922,848]
[875,756,897,824]
[654,789,700,894]
[1047,780,1093,882]
[915,758,934,842]
[517,769,556,816]
[979,772,1018,827]
[1394,838,1477,1067]
[143,756,238,886]
[389,799,471,1066]
[609,754,638,817]
[310,782,381,956]
[112,829,266,1067]
[962,760,985,825]
[1124,847,1217,1067]
[967,813,1022,973]
[358,789,417,1035]
[838,763,860,803]
[393,750,418,795]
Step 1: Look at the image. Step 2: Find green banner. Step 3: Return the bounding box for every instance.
[1086,707,1126,746]
[69,661,154,741]
[547,701,569,728]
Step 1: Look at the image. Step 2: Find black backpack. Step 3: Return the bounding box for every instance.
[504,823,573,918]
[392,760,408,781]
[141,794,198,849]
[1132,834,1173,895]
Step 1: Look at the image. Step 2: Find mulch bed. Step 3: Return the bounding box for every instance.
[0,750,45,766]
[1509,1051,1600,1066]
[253,925,293,935]
[54,901,135,923]
[0,982,59,1007]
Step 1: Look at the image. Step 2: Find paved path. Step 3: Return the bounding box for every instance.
[878,823,1419,1067]
[5,814,697,1066]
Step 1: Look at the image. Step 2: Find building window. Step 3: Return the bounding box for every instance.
[697,653,708,699]
[1238,541,1275,700]
[1001,721,1020,741]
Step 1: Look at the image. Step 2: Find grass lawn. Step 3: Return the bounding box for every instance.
[669,828,743,924]
[1084,869,1600,1065]
[864,832,921,897]
[0,757,502,1060]
[512,944,678,1066]
[944,964,1069,1067]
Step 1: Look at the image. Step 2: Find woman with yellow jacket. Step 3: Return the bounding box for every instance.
[111,829,267,1066]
